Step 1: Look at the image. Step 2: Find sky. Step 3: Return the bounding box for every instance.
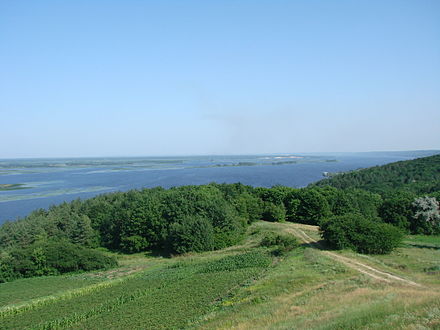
[0,0,439,158]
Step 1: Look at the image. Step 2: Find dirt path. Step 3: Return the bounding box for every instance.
[285,225,421,287]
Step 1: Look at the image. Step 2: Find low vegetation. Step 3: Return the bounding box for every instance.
[0,245,274,329]
[0,221,439,329]
[320,213,404,254]
[0,240,116,283]
[260,232,299,255]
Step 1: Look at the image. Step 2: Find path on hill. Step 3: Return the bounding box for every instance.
[285,224,421,287]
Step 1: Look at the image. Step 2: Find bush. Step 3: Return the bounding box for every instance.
[260,233,299,254]
[320,213,403,254]
[168,216,215,254]
[293,189,331,225]
[120,235,149,253]
[0,252,16,283]
[262,202,286,222]
[2,240,117,282]
[379,191,415,231]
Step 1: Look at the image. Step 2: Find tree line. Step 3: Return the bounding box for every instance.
[1,154,439,282]
[1,182,438,254]
[312,154,440,195]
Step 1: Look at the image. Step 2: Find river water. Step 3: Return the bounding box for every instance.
[0,151,435,224]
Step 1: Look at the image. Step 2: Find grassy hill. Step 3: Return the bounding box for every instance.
[312,154,440,195]
[1,221,439,329]
[1,156,440,328]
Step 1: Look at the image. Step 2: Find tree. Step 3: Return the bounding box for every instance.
[262,202,286,222]
[168,216,215,254]
[70,215,96,246]
[294,189,331,225]
[411,196,440,235]
[378,191,415,231]
[320,213,403,254]
[120,235,149,253]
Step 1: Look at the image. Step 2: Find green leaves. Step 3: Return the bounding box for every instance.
[0,240,117,282]
[320,213,403,254]
[168,216,215,254]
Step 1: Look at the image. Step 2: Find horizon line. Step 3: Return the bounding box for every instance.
[0,149,439,160]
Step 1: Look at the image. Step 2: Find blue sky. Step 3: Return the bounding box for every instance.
[1,0,439,158]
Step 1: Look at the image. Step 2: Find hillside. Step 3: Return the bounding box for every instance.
[1,221,439,329]
[1,158,439,328]
[312,154,440,194]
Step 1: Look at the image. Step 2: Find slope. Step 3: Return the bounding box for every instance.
[312,153,440,195]
[1,221,439,329]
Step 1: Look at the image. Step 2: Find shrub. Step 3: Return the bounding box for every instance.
[293,189,331,225]
[120,235,149,253]
[2,240,117,282]
[168,216,215,254]
[36,240,117,273]
[379,191,415,231]
[0,253,16,283]
[260,233,299,254]
[262,202,286,222]
[320,213,403,254]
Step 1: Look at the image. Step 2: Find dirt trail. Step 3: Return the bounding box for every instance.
[285,225,421,287]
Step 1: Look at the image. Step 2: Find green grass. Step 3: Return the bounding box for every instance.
[1,221,440,329]
[404,234,440,247]
[0,249,271,330]
[193,222,440,329]
[0,275,105,307]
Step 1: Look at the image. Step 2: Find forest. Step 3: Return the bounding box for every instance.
[312,154,440,195]
[0,154,439,283]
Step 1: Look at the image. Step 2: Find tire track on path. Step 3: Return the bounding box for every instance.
[285,225,421,287]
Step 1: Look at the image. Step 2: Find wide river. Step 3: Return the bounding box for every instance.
[0,151,435,224]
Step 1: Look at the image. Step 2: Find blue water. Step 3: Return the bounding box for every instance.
[0,152,436,224]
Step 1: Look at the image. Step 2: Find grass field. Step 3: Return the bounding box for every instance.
[1,221,439,329]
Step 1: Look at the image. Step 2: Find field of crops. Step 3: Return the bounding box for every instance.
[1,222,439,329]
[0,245,272,329]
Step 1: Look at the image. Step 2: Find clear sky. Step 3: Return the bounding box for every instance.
[1,0,439,158]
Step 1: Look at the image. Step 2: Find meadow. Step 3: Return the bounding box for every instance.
[1,221,439,329]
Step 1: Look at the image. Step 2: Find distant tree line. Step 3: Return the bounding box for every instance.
[312,154,440,195]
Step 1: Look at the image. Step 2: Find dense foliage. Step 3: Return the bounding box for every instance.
[411,196,440,235]
[1,154,439,281]
[320,214,404,254]
[312,154,440,195]
[0,240,117,283]
[0,184,252,256]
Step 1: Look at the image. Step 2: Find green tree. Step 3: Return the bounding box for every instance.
[262,202,286,222]
[378,191,415,231]
[295,189,331,225]
[168,216,215,254]
[120,235,149,253]
[321,213,403,254]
